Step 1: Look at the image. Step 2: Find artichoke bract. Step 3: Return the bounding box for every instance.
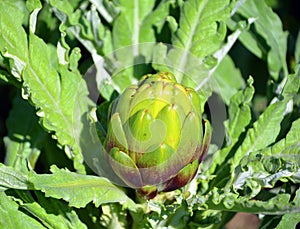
[105,72,211,198]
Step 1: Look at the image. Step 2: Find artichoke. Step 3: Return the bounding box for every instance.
[105,72,211,198]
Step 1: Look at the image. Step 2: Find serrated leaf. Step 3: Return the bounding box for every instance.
[169,0,231,84]
[29,165,137,210]
[0,163,29,191]
[0,1,28,80]
[285,118,300,147]
[204,188,300,214]
[16,191,87,229]
[234,147,300,193]
[208,77,254,175]
[49,1,115,100]
[23,33,90,173]
[233,117,300,191]
[236,0,288,80]
[212,98,290,191]
[1,3,91,173]
[193,17,255,108]
[225,77,254,144]
[4,93,47,173]
[281,71,300,99]
[172,0,230,59]
[231,99,289,167]
[0,192,43,229]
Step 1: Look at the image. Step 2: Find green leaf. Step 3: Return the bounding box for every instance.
[204,187,300,214]
[26,0,42,13]
[15,191,87,229]
[281,71,300,99]
[225,77,254,145]
[204,17,255,99]
[208,77,254,174]
[169,0,231,84]
[23,33,90,173]
[100,204,129,229]
[89,0,119,24]
[241,117,300,178]
[234,148,300,194]
[231,116,300,197]
[49,0,74,16]
[212,55,245,105]
[0,192,43,229]
[110,0,174,92]
[26,0,42,33]
[4,93,47,173]
[0,163,29,191]
[0,0,28,80]
[235,0,288,80]
[1,2,91,173]
[49,1,115,100]
[275,189,300,229]
[112,0,171,56]
[231,98,289,167]
[284,118,300,147]
[29,165,137,210]
[208,97,290,192]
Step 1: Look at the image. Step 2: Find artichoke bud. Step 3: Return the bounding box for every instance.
[156,104,181,149]
[105,72,211,198]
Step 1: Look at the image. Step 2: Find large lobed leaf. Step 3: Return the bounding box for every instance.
[170,0,231,84]
[49,0,174,100]
[233,0,288,80]
[24,34,90,173]
[207,77,254,175]
[230,72,300,169]
[0,163,136,222]
[152,0,233,109]
[29,165,137,210]
[230,99,289,167]
[233,117,300,193]
[110,0,174,91]
[203,187,300,215]
[172,0,230,58]
[113,0,170,52]
[0,166,87,228]
[0,1,91,173]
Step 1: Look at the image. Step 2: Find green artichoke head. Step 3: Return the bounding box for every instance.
[105,72,211,198]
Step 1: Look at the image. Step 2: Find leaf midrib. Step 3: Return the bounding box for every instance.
[27,65,74,146]
[177,0,209,82]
